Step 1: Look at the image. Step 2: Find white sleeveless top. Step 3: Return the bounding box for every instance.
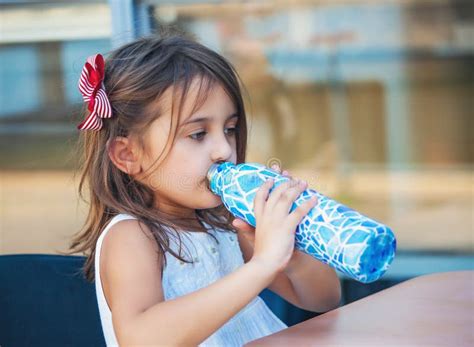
[95,213,287,346]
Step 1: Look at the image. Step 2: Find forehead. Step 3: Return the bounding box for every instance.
[141,76,235,158]
[153,76,235,129]
[156,76,214,124]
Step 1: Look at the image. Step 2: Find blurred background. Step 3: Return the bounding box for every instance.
[1,0,473,324]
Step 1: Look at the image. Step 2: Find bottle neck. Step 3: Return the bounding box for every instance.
[207,162,235,196]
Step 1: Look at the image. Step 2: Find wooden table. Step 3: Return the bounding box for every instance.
[246,271,474,346]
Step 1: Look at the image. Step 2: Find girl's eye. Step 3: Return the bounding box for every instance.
[189,131,207,141]
[189,127,238,141]
[225,127,238,135]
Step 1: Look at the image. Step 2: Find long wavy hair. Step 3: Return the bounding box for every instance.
[65,29,249,282]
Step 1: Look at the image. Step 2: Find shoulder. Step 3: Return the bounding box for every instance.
[100,217,162,279]
[101,217,158,255]
[99,217,164,326]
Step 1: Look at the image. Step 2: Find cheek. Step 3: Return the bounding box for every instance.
[169,163,206,194]
[196,190,223,209]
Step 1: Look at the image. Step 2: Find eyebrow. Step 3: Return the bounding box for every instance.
[180,113,239,127]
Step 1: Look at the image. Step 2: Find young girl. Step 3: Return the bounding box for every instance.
[68,31,341,346]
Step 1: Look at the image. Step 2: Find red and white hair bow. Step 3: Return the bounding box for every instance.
[77,54,112,130]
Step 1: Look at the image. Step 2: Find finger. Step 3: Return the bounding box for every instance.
[232,218,255,233]
[272,164,292,178]
[287,195,318,227]
[270,163,292,178]
[273,179,309,215]
[265,178,301,210]
[253,178,274,217]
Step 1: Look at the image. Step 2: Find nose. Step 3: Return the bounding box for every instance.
[210,132,234,164]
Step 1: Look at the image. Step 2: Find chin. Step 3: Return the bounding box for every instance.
[208,193,223,208]
[193,189,223,210]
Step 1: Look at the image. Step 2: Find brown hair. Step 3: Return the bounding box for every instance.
[65,29,249,282]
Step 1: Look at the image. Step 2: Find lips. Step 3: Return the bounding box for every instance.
[199,176,211,191]
[205,178,211,191]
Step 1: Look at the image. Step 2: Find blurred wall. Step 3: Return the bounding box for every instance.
[1,1,473,259]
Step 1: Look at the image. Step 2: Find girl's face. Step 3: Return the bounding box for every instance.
[140,78,238,219]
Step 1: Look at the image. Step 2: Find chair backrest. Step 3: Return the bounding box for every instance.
[0,254,105,347]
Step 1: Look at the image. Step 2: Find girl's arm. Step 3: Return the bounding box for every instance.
[283,247,342,312]
[101,220,279,346]
[235,165,341,312]
[237,223,342,313]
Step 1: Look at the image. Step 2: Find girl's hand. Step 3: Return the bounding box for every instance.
[247,167,318,274]
[232,165,292,244]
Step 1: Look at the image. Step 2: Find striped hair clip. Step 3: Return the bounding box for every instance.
[77,54,112,131]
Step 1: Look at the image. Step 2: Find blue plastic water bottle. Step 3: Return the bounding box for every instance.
[207,162,396,283]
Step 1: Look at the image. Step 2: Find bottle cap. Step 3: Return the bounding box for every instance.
[207,162,221,183]
[207,162,235,195]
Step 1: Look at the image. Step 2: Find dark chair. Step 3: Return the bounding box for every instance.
[0,254,105,347]
[0,253,405,346]
[0,253,312,346]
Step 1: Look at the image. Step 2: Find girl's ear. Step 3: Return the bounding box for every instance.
[107,136,142,175]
